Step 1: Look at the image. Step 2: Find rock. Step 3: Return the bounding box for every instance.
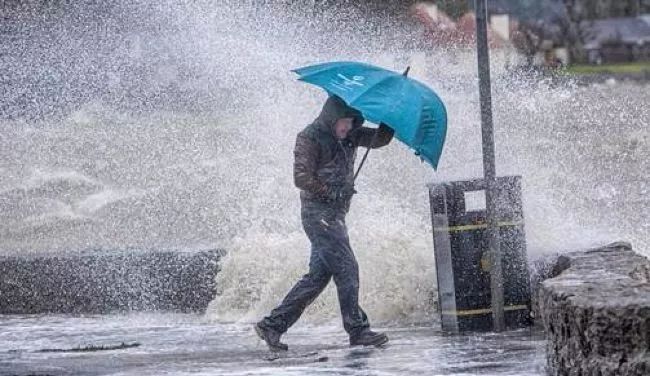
[0,249,224,314]
[537,242,650,375]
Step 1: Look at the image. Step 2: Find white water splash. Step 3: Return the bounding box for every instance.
[1,1,647,324]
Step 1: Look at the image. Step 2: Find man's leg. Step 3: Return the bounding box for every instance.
[256,202,333,351]
[298,202,369,335]
[314,212,387,346]
[260,251,331,334]
[317,217,370,337]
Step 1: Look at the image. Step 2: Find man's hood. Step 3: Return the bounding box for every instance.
[314,95,365,135]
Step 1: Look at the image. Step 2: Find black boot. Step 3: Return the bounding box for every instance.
[255,322,288,352]
[349,329,389,347]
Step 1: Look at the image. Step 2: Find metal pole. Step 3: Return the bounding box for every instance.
[474,0,505,331]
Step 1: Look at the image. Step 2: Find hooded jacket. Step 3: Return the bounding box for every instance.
[293,95,394,204]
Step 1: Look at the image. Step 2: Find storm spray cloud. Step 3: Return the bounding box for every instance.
[1,1,647,324]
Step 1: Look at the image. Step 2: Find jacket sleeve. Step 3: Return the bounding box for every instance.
[354,123,395,149]
[293,133,328,195]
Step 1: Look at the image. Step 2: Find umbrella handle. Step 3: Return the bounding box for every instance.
[353,127,380,182]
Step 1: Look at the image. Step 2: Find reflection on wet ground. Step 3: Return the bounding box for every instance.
[1,313,546,375]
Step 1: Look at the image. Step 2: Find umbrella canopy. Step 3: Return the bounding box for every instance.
[293,61,447,169]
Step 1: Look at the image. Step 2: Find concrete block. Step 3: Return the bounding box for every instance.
[537,242,650,375]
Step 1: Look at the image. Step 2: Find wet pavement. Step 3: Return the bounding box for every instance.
[1,314,546,376]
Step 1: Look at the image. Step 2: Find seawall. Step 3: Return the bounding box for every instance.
[0,249,224,314]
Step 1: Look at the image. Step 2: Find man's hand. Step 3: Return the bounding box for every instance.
[324,184,357,202]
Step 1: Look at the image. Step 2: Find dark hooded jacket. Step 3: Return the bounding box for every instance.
[293,95,394,205]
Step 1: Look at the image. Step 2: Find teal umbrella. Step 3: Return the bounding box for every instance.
[293,61,447,171]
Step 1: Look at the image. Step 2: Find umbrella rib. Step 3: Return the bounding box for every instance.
[347,75,404,121]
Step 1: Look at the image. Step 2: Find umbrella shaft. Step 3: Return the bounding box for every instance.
[353,128,380,181]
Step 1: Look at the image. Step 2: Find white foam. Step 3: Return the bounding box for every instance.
[25,168,101,189]
[75,188,145,214]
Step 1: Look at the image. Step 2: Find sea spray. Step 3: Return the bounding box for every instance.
[1,1,647,324]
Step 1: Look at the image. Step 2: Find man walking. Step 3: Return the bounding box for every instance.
[255,95,394,351]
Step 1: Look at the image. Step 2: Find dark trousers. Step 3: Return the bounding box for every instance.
[261,200,370,337]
